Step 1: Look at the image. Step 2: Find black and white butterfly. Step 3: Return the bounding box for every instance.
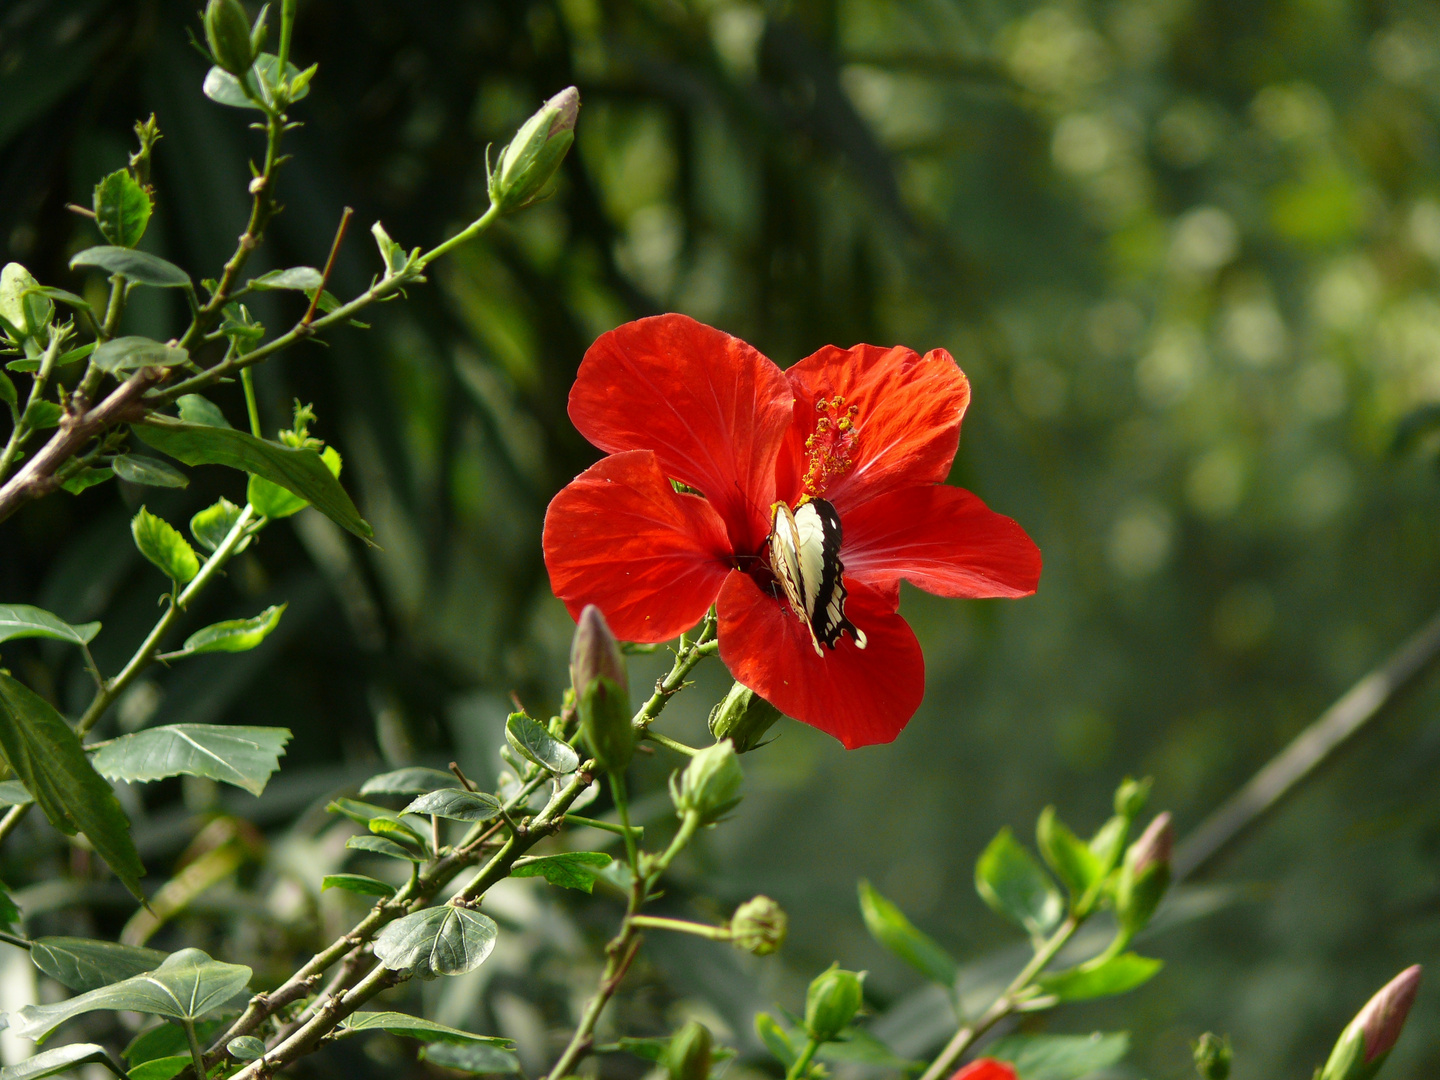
[768,498,868,656]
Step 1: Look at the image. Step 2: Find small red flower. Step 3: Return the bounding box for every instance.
[543,314,1041,748]
[950,1060,1018,1080]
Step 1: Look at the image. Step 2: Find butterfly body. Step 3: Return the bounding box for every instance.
[768,498,868,656]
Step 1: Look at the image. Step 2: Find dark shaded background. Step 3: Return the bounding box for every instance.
[3,0,1440,1077]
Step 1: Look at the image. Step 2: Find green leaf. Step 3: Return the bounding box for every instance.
[0,780,32,806]
[815,1030,920,1069]
[24,287,95,323]
[70,248,190,289]
[328,797,405,827]
[510,852,611,893]
[359,767,458,796]
[753,1014,796,1068]
[0,673,145,900]
[402,788,503,822]
[93,337,188,374]
[248,267,323,291]
[172,605,286,657]
[346,834,420,861]
[126,1057,190,1080]
[1037,806,1103,899]
[91,724,292,796]
[368,816,428,854]
[11,948,251,1041]
[131,507,199,584]
[176,395,231,428]
[93,170,153,248]
[857,880,958,988]
[54,341,98,368]
[61,468,113,495]
[372,906,499,977]
[132,418,372,541]
[341,1012,512,1046]
[321,874,395,898]
[30,938,168,993]
[246,473,308,519]
[598,1038,737,1067]
[111,455,188,489]
[985,1032,1131,1080]
[420,1043,522,1074]
[190,498,244,553]
[124,1021,224,1067]
[0,884,17,932]
[0,604,100,647]
[226,1037,266,1062]
[0,370,14,408]
[0,1043,127,1080]
[975,827,1064,938]
[504,712,579,774]
[24,402,62,429]
[1038,953,1163,1002]
[202,55,312,110]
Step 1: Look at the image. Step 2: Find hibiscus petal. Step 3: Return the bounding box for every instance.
[716,572,924,748]
[569,314,794,554]
[842,484,1041,599]
[544,451,734,642]
[778,344,970,512]
[950,1061,1018,1080]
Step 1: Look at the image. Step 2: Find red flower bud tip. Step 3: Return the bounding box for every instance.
[546,86,580,137]
[949,1060,1018,1080]
[1132,811,1174,875]
[1358,964,1422,1063]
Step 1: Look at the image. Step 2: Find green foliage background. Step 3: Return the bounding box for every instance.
[2,0,1440,1077]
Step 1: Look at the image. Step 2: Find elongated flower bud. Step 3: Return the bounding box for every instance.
[489,87,579,211]
[570,605,632,772]
[204,0,255,76]
[804,965,864,1041]
[1116,811,1173,937]
[708,681,781,752]
[729,895,787,955]
[1191,1033,1231,1080]
[666,1020,712,1080]
[1113,776,1152,818]
[669,740,743,824]
[1319,966,1422,1080]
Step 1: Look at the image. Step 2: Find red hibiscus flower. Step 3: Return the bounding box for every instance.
[950,1060,1018,1080]
[543,314,1040,748]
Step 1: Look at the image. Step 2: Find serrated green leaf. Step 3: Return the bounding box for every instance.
[341,1012,512,1046]
[91,724,291,796]
[975,827,1064,938]
[372,907,499,977]
[0,1043,127,1080]
[131,507,199,584]
[359,767,458,796]
[190,498,244,553]
[402,788,502,822]
[248,267,323,291]
[93,337,188,374]
[30,938,167,993]
[0,604,100,647]
[420,1042,522,1074]
[1037,953,1162,1002]
[1037,806,1103,899]
[111,455,188,489]
[346,834,420,861]
[0,674,145,900]
[132,418,371,541]
[986,1032,1131,1080]
[172,604,286,657]
[321,874,395,898]
[11,948,251,1042]
[505,712,579,774]
[70,248,190,288]
[93,170,153,248]
[61,468,113,495]
[857,880,958,988]
[754,1014,795,1068]
[510,851,611,893]
[176,395,231,428]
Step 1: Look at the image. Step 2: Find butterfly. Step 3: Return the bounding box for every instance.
[768,498,868,656]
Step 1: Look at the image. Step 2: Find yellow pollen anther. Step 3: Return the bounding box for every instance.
[801,392,861,497]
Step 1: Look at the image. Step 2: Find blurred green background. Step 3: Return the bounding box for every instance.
[3,0,1440,1077]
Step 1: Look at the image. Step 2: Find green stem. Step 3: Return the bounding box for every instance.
[277,0,296,73]
[415,200,502,271]
[627,915,729,941]
[642,730,699,756]
[634,611,718,731]
[182,1019,208,1080]
[240,368,262,438]
[785,1037,821,1080]
[610,771,639,873]
[563,814,641,838]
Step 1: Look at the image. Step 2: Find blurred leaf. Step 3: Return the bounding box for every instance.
[321,874,395,898]
[1037,807,1102,899]
[0,781,31,806]
[124,1021,222,1066]
[754,1013,796,1068]
[0,885,16,931]
[202,55,312,110]
[858,880,958,988]
[1038,953,1162,1002]
[341,1012,511,1046]
[226,1037,265,1062]
[598,1038,736,1066]
[30,938,167,993]
[93,337,187,374]
[111,455,188,489]
[359,767,458,796]
[133,418,372,541]
[0,370,13,407]
[0,1043,126,1080]
[815,1029,919,1069]
[328,797,405,827]
[131,506,199,584]
[372,906,499,977]
[975,828,1064,938]
[22,287,94,322]
[346,834,420,861]
[23,402,62,428]
[125,1056,189,1080]
[0,604,99,646]
[70,248,190,288]
[189,498,244,552]
[986,1032,1130,1080]
[403,788,502,822]
[0,673,145,900]
[92,170,152,248]
[505,712,579,774]
[171,604,287,657]
[175,395,231,428]
[91,724,291,795]
[420,1042,522,1074]
[61,468,113,494]
[510,851,611,892]
[248,267,323,291]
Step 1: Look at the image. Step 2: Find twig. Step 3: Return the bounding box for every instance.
[301,207,352,327]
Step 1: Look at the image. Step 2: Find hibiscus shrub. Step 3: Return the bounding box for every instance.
[0,7,1423,1080]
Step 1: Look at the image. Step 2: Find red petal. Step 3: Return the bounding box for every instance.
[777,344,970,513]
[842,485,1041,599]
[716,572,924,748]
[543,451,734,642]
[950,1061,1018,1080]
[569,314,794,555]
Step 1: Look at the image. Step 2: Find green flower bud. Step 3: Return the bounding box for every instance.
[1191,1033,1231,1080]
[204,0,256,76]
[708,681,781,752]
[489,87,579,212]
[1319,965,1422,1080]
[729,895,787,956]
[665,1020,713,1080]
[804,965,864,1042]
[1113,776,1152,819]
[571,605,633,772]
[1116,811,1173,938]
[669,740,743,825]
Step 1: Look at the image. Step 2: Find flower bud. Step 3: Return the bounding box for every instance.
[805,965,864,1041]
[1191,1033,1231,1080]
[1116,812,1173,937]
[204,0,256,76]
[950,1061,1018,1080]
[570,605,633,772]
[708,681,781,752]
[669,740,743,825]
[665,1020,712,1080]
[1319,966,1422,1080]
[489,87,580,211]
[729,895,787,956]
[1114,776,1152,819]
